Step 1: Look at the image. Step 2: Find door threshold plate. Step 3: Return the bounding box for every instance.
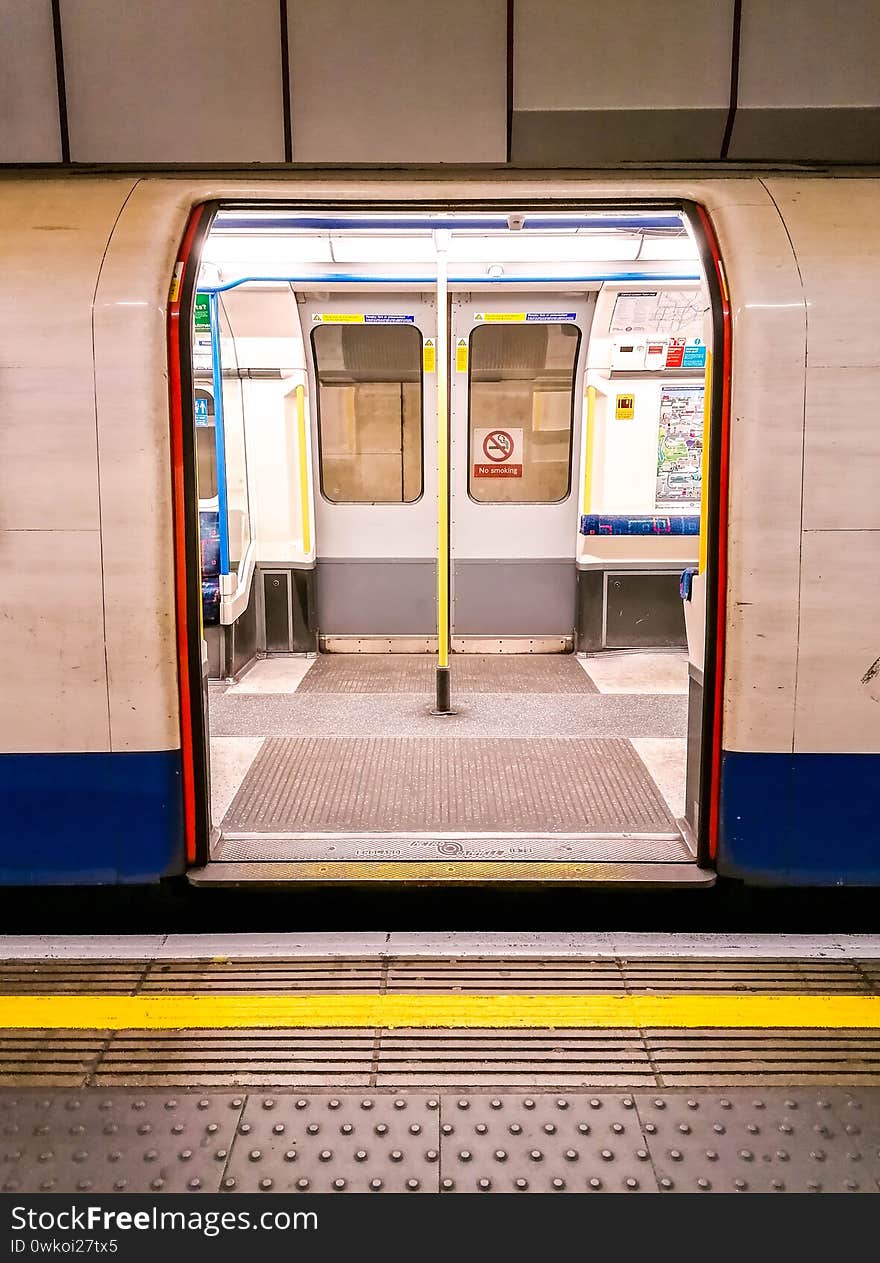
[214,831,693,864]
[189,859,714,887]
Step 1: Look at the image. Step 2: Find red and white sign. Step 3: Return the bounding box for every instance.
[473,427,523,478]
[665,337,686,368]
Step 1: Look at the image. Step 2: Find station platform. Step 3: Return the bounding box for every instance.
[1,934,880,1193]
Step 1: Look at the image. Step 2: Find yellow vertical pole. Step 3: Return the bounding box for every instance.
[698,351,713,574]
[434,236,452,712]
[582,385,597,515]
[295,384,311,556]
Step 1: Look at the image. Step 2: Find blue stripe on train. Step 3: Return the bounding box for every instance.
[719,751,880,886]
[0,751,184,885]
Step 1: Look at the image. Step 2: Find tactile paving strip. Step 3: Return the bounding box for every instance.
[438,1093,657,1192]
[3,1090,877,1193]
[222,737,675,834]
[297,654,598,694]
[224,1093,440,1192]
[0,1093,243,1193]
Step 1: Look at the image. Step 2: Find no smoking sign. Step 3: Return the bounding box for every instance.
[473,427,524,478]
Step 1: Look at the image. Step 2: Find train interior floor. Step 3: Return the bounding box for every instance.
[207,651,691,867]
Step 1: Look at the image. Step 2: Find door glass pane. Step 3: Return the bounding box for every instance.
[468,322,580,503]
[312,324,423,503]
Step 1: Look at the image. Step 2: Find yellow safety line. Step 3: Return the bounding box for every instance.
[582,384,596,515]
[295,384,311,556]
[698,350,712,575]
[1,994,879,1030]
[435,248,450,670]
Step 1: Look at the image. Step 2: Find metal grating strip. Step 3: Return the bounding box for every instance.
[297,654,598,695]
[0,957,876,997]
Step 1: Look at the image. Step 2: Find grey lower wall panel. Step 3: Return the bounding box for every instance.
[728,107,880,163]
[453,560,575,637]
[686,667,704,834]
[317,559,436,635]
[510,108,728,165]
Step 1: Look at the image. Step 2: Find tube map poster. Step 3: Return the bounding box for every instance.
[655,384,704,508]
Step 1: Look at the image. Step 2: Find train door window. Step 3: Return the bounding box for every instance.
[468,322,581,504]
[312,323,423,503]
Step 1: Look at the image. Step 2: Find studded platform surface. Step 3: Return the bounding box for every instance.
[1,1090,878,1193]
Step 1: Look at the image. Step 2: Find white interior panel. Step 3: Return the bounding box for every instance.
[0,0,61,162]
[513,0,733,109]
[289,0,506,162]
[60,0,285,162]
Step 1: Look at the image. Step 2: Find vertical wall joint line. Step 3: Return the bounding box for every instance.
[50,0,70,163]
[279,0,293,162]
[505,0,515,164]
[720,0,743,159]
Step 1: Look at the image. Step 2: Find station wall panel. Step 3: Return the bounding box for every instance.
[59,0,285,163]
[287,0,507,163]
[0,0,61,162]
[730,1,880,162]
[510,0,734,163]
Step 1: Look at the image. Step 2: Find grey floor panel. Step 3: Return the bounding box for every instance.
[209,691,684,739]
[221,737,677,835]
[297,653,597,694]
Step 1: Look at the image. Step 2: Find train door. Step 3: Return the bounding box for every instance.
[449,297,595,649]
[301,295,437,646]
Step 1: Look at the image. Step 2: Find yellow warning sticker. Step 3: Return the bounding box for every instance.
[615,393,635,420]
[313,313,365,323]
[168,261,184,304]
[475,312,526,322]
[455,339,469,372]
[423,339,436,373]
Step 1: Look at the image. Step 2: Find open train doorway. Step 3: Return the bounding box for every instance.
[177,205,726,885]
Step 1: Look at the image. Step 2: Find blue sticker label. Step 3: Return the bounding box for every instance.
[363,314,415,324]
[682,340,707,369]
[194,396,210,425]
[525,312,577,322]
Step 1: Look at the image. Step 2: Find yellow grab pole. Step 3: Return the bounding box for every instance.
[434,236,452,713]
[295,384,311,556]
[698,351,713,575]
[582,385,597,515]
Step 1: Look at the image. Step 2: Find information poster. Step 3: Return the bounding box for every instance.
[655,385,704,508]
[611,289,705,339]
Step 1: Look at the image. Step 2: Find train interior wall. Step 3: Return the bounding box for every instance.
[190,210,713,877]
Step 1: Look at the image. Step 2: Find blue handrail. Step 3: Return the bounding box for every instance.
[208,292,230,577]
[198,270,701,294]
[212,214,685,232]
